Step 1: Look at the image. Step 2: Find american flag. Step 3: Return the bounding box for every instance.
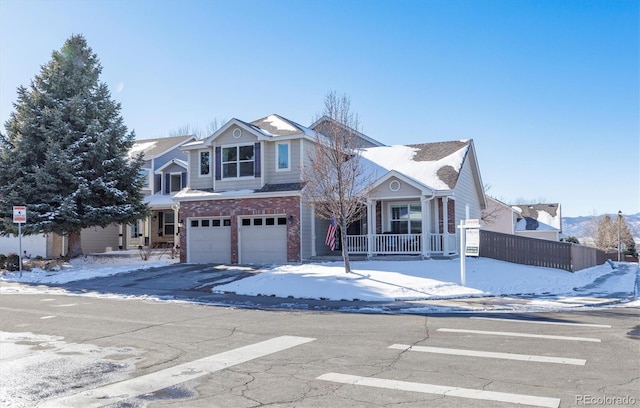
[325,219,337,250]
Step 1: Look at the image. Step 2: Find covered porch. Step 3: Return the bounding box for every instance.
[313,196,459,258]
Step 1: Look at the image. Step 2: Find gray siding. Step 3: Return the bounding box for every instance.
[300,202,313,260]
[452,157,483,222]
[369,176,422,200]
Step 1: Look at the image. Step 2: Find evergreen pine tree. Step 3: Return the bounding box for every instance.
[0,35,148,257]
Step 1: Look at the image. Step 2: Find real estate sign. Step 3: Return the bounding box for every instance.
[13,206,26,223]
[465,228,480,256]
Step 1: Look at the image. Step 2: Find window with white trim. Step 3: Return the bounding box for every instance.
[222,145,254,178]
[390,203,421,234]
[276,142,290,171]
[199,150,210,176]
[139,169,151,189]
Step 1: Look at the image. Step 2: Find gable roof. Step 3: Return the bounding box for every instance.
[360,140,473,191]
[512,203,562,231]
[130,135,196,160]
[155,158,188,174]
[250,114,316,137]
[310,116,385,147]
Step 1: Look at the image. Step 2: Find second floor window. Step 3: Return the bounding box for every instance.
[277,142,290,171]
[222,145,254,178]
[199,151,210,176]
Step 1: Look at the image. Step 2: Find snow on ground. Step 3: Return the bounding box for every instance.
[212,258,638,302]
[0,254,178,285]
[1,254,637,307]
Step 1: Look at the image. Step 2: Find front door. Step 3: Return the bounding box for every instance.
[128,220,144,248]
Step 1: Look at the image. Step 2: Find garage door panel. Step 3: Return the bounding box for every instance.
[188,218,231,264]
[240,217,287,264]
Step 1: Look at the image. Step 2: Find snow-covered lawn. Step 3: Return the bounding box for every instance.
[1,255,637,307]
[212,258,638,302]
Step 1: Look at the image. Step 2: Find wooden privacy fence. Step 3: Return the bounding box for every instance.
[478,230,605,272]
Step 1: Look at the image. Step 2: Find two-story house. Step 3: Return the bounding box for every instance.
[123,134,196,249]
[175,114,487,264]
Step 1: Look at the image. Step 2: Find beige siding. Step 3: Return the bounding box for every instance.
[189,149,214,190]
[216,125,256,145]
[369,176,422,200]
[516,230,559,241]
[263,139,303,184]
[81,224,120,254]
[214,125,262,191]
[482,200,515,234]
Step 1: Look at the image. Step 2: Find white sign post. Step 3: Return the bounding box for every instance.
[13,206,26,277]
[458,219,481,286]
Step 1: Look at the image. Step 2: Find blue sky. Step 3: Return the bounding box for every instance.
[1,0,638,218]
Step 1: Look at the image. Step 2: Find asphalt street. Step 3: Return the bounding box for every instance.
[0,292,638,407]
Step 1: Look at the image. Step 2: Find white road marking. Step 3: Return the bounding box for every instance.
[389,344,586,365]
[40,316,56,320]
[437,328,601,342]
[40,299,56,302]
[51,303,78,308]
[470,317,611,328]
[41,335,315,408]
[317,373,560,408]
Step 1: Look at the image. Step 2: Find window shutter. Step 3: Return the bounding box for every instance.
[181,172,187,188]
[164,174,170,194]
[254,142,261,178]
[158,212,164,236]
[215,146,221,180]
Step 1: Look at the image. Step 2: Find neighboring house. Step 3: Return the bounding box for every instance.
[482,197,562,241]
[0,135,196,258]
[513,203,562,241]
[175,114,487,264]
[482,196,518,235]
[122,135,196,249]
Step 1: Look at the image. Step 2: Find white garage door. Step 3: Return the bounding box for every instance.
[188,218,231,264]
[239,216,288,264]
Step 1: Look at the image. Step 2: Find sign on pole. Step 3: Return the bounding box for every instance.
[13,206,27,223]
[13,206,26,277]
[458,219,482,286]
[465,228,480,256]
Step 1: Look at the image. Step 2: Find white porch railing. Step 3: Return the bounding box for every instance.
[345,233,457,256]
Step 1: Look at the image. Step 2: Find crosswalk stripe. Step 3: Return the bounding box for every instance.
[437,328,601,342]
[41,335,315,408]
[317,372,560,408]
[470,317,611,328]
[389,344,586,365]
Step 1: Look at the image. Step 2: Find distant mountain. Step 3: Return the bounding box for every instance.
[562,213,640,241]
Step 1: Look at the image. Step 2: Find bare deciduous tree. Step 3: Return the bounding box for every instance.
[169,118,226,139]
[303,92,372,273]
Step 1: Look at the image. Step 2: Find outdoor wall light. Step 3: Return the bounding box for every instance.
[288,215,294,223]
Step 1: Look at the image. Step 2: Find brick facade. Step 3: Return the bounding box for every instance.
[179,195,301,264]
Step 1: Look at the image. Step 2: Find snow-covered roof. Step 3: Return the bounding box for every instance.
[130,135,195,160]
[143,193,177,208]
[249,114,318,138]
[513,203,562,231]
[360,140,471,191]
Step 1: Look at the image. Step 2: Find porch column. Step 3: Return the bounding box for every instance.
[421,197,430,258]
[311,204,317,257]
[442,197,449,255]
[367,199,375,257]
